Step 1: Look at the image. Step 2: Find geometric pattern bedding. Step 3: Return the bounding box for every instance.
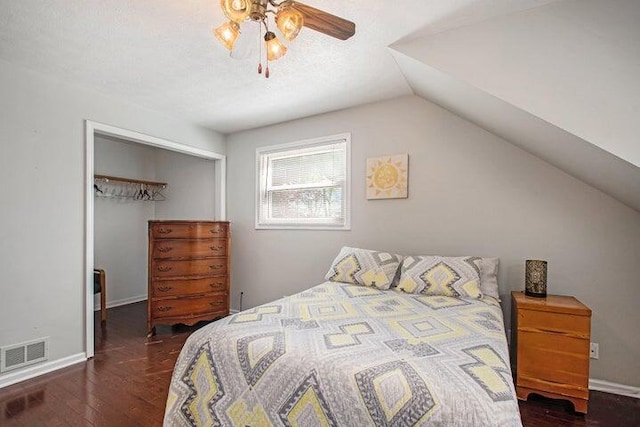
[164,282,522,426]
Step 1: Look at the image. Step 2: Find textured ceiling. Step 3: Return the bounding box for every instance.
[0,0,556,134]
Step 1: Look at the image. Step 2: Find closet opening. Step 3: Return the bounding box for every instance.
[84,121,225,358]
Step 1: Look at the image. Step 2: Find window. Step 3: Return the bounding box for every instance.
[256,134,350,230]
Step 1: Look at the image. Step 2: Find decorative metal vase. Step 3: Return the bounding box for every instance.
[525,260,547,298]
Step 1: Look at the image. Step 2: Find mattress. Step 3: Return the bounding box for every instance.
[164,281,522,426]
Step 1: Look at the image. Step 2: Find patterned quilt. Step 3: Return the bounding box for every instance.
[164,282,522,426]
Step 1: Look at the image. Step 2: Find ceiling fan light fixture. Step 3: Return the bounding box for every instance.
[264,31,287,61]
[276,5,304,41]
[221,0,251,23]
[214,21,241,51]
[212,0,356,77]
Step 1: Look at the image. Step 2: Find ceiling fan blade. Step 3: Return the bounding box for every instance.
[292,2,356,41]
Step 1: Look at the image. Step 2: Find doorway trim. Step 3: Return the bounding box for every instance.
[84,120,226,358]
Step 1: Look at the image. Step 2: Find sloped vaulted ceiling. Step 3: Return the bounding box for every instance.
[0,0,637,210]
[390,0,640,212]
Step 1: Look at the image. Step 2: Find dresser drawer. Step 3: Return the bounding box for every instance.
[151,294,228,318]
[152,277,227,297]
[152,238,227,259]
[519,309,589,338]
[150,222,228,239]
[518,330,589,390]
[152,258,227,278]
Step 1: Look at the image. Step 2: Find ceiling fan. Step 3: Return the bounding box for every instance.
[213,0,356,78]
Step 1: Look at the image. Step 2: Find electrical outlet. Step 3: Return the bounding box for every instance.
[590,342,599,359]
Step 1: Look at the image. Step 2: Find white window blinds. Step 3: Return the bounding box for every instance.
[256,134,350,229]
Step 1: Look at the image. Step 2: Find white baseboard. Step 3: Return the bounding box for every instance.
[589,378,640,399]
[230,309,240,314]
[0,353,87,389]
[94,295,147,311]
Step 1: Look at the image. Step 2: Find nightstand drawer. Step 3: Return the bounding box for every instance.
[519,309,589,338]
[518,330,589,388]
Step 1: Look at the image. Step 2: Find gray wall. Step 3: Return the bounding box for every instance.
[226,95,640,386]
[155,149,217,220]
[0,59,224,380]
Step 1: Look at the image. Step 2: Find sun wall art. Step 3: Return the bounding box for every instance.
[366,154,409,200]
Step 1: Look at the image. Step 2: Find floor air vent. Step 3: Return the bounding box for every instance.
[1,338,49,373]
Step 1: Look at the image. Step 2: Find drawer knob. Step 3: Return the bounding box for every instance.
[157,228,173,234]
[209,283,221,288]
[157,306,172,312]
[209,265,223,270]
[157,286,173,292]
[210,228,222,234]
[209,301,224,307]
[158,266,173,272]
[210,245,224,251]
[158,246,173,253]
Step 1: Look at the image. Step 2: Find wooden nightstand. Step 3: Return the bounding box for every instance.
[511,291,592,413]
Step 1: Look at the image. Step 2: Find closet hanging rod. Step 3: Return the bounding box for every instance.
[94,174,167,187]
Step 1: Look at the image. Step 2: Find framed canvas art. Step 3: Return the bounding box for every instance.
[366,154,408,199]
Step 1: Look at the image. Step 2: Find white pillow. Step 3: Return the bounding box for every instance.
[480,257,500,300]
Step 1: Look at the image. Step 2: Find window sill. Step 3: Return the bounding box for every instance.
[255,224,351,231]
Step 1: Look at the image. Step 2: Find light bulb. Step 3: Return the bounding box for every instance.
[221,0,250,23]
[214,21,240,51]
[276,6,304,41]
[264,31,287,61]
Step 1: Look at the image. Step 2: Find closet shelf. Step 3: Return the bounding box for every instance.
[94,174,167,201]
[94,174,167,187]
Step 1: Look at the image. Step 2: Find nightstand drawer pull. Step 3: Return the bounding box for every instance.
[209,301,225,307]
[209,264,224,270]
[157,306,172,312]
[157,286,173,292]
[158,266,173,272]
[158,228,173,234]
[158,246,173,253]
[210,245,224,251]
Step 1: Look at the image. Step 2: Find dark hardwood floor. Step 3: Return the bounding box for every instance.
[1,302,638,426]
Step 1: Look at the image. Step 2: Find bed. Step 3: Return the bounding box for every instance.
[164,277,521,425]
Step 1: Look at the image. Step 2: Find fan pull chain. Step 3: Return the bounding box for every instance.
[257,22,263,75]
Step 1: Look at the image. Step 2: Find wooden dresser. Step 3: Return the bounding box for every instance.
[147,220,230,336]
[511,291,591,413]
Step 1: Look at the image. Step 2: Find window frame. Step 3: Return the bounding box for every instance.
[255,133,351,230]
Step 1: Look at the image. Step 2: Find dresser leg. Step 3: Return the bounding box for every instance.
[147,326,156,338]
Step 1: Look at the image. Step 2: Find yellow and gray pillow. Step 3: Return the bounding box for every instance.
[397,256,483,299]
[325,246,403,290]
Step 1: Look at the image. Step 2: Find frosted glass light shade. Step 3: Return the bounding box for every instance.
[214,21,240,51]
[276,7,304,41]
[221,0,251,23]
[264,31,287,61]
